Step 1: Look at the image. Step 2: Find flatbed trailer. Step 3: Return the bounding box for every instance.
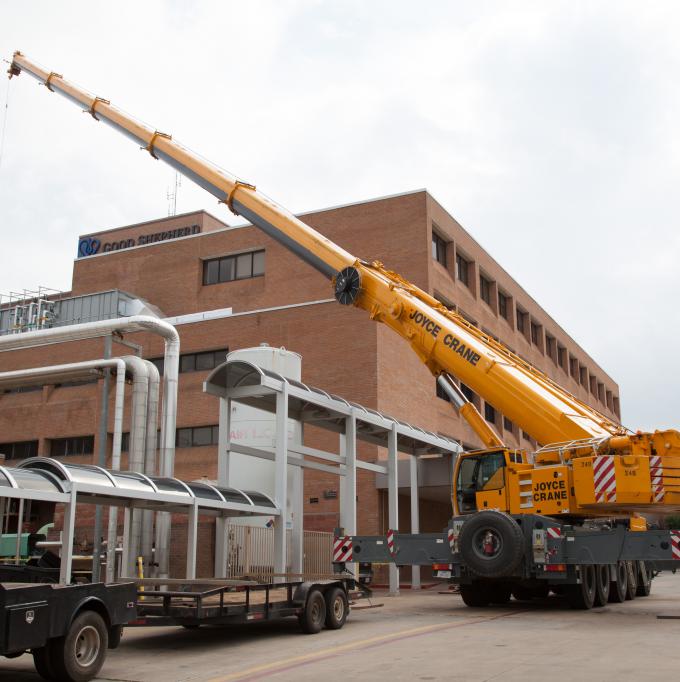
[0,579,136,682]
[127,575,370,634]
[337,513,680,609]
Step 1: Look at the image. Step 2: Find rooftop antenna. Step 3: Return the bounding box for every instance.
[166,171,181,216]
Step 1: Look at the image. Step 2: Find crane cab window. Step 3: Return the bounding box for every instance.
[456,452,506,514]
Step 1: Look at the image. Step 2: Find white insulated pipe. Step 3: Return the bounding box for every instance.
[141,360,160,567]
[0,315,180,578]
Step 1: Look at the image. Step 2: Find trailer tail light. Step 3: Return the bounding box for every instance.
[545,563,567,572]
[432,563,453,579]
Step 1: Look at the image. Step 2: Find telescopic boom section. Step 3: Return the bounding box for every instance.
[10,52,625,448]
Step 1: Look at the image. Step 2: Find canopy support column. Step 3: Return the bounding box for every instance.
[273,385,289,582]
[410,455,420,589]
[388,423,399,596]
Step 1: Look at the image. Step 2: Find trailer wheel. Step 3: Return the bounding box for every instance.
[593,565,610,606]
[299,589,326,634]
[32,645,55,681]
[50,610,109,682]
[324,587,348,630]
[566,564,596,609]
[458,511,524,578]
[624,561,638,600]
[459,582,490,607]
[608,562,627,603]
[636,561,652,597]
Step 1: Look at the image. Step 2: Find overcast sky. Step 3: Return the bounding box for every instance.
[1,1,679,432]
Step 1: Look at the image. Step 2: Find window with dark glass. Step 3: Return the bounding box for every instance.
[175,425,220,448]
[479,274,492,306]
[148,349,228,376]
[431,231,447,266]
[516,307,527,334]
[557,345,567,370]
[203,249,265,285]
[50,436,94,457]
[503,416,514,432]
[456,253,470,287]
[498,291,509,320]
[484,402,497,423]
[0,440,38,460]
[436,380,450,402]
[530,320,542,347]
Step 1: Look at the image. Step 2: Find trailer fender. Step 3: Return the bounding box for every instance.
[292,581,345,607]
[68,596,111,631]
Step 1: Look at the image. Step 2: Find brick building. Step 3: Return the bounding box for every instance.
[0,189,620,552]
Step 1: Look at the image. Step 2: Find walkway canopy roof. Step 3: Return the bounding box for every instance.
[205,360,460,456]
[0,458,277,517]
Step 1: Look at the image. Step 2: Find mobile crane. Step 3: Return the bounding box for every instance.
[8,52,680,609]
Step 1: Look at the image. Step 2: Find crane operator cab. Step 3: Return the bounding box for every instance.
[452,449,527,516]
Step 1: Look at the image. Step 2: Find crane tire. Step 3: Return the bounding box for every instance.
[458,511,524,578]
[608,562,628,603]
[459,582,490,607]
[636,561,652,597]
[593,564,610,606]
[624,561,638,600]
[566,564,596,609]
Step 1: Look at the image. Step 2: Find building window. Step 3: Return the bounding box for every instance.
[516,307,528,335]
[597,382,605,403]
[503,416,514,433]
[176,425,220,448]
[606,390,613,411]
[569,355,579,379]
[557,345,567,370]
[203,249,265,286]
[149,348,228,376]
[530,320,543,349]
[484,402,497,424]
[456,253,470,288]
[579,365,588,387]
[431,231,447,266]
[50,436,94,457]
[589,375,598,397]
[545,334,556,362]
[0,440,38,460]
[436,380,450,402]
[498,291,509,321]
[479,274,492,306]
[521,430,532,442]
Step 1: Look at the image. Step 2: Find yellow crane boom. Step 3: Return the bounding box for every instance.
[9,52,680,518]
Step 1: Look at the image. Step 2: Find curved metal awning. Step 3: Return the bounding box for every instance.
[10,458,278,516]
[205,359,460,456]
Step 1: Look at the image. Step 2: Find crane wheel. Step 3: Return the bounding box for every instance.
[636,561,652,597]
[566,564,596,609]
[607,562,628,603]
[593,565,610,606]
[459,582,490,607]
[624,561,638,600]
[458,511,524,578]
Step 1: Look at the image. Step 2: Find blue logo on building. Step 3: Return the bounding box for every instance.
[78,237,101,257]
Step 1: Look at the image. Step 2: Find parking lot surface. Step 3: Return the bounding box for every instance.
[2,573,679,681]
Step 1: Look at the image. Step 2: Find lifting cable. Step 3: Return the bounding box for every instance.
[0,71,12,172]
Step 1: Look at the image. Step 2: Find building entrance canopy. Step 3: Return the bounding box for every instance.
[204,358,461,593]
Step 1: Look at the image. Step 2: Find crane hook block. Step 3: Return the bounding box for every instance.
[334,266,361,305]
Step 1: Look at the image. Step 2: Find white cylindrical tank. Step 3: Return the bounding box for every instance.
[226,344,302,527]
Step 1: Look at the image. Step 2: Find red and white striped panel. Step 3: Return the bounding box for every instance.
[593,456,617,503]
[650,455,665,503]
[546,527,562,539]
[387,529,396,557]
[671,532,680,561]
[333,537,353,562]
[447,527,455,550]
